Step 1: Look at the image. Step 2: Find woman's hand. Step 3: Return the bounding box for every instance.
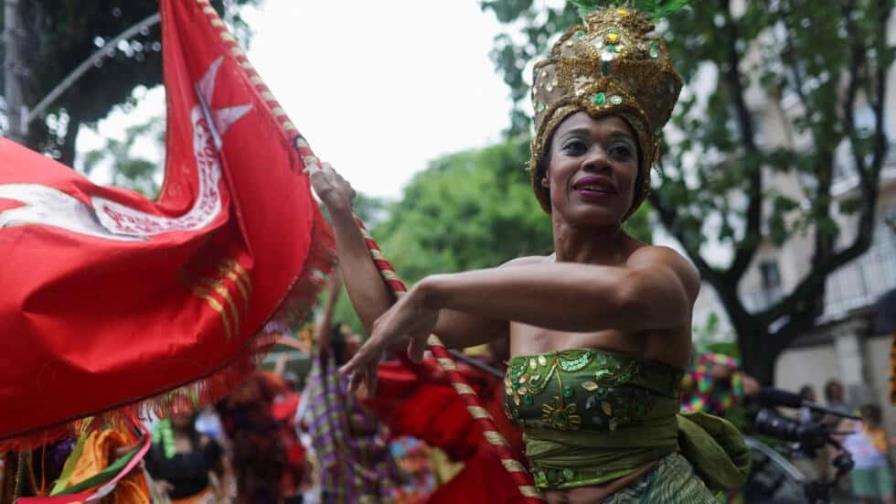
[305,161,355,215]
[340,284,438,395]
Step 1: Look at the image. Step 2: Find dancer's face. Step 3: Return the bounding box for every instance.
[546,113,639,227]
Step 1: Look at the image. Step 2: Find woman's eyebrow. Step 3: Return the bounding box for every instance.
[557,127,591,140]
[607,131,636,143]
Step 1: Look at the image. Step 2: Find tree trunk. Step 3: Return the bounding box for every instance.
[710,275,781,385]
[737,328,780,386]
[3,0,26,143]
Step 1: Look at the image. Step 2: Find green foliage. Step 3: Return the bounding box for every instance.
[1,0,259,165]
[571,0,690,20]
[623,202,652,244]
[373,137,553,284]
[81,113,164,197]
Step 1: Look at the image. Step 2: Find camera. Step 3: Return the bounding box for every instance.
[753,408,831,457]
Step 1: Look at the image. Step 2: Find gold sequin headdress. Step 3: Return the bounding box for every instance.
[529,4,684,217]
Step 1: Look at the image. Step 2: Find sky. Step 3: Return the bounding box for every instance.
[77,0,515,199]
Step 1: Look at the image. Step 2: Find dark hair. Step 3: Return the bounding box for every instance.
[824,379,843,403]
[860,403,883,425]
[799,384,815,401]
[330,322,349,365]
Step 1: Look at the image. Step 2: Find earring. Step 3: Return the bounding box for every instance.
[541,178,550,188]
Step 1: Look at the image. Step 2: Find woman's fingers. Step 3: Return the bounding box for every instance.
[365,361,378,396]
[407,334,428,363]
[340,337,380,378]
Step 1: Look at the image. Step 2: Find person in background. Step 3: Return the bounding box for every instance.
[798,384,819,423]
[299,274,413,503]
[145,408,224,503]
[824,379,852,415]
[844,404,895,504]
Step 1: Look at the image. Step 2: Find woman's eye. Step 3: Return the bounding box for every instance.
[610,144,632,159]
[563,140,587,154]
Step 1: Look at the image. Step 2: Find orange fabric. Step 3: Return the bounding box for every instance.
[60,428,149,503]
[865,425,888,453]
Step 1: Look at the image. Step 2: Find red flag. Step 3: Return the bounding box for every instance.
[0,0,333,446]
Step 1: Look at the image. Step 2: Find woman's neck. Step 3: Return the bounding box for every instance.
[552,218,632,265]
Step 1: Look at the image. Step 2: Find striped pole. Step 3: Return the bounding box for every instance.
[198,1,541,499]
[352,216,543,502]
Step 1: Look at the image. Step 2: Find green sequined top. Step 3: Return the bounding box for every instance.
[503,348,685,489]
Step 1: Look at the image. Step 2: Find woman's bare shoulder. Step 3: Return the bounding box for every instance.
[627,245,700,297]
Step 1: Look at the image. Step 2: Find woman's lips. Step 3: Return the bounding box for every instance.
[572,176,616,201]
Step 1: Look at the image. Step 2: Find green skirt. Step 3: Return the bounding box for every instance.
[605,453,717,503]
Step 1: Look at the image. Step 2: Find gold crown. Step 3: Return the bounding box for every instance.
[529,6,683,217]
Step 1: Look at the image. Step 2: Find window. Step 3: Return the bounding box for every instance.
[759,259,782,292]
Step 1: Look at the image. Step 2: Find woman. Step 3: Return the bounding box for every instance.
[310,6,748,503]
[145,410,224,503]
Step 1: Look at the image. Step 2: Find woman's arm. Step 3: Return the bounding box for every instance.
[308,162,394,331]
[341,246,699,392]
[307,162,507,348]
[418,246,698,333]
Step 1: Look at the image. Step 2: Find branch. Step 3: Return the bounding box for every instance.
[717,0,762,283]
[770,302,820,355]
[648,190,723,286]
[756,175,879,325]
[779,1,813,112]
[867,0,892,177]
[841,0,870,183]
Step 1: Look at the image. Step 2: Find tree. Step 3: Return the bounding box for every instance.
[482,0,895,383]
[1,0,258,165]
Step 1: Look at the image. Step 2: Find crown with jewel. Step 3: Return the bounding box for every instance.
[529,4,684,217]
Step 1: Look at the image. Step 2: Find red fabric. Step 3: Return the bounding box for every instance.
[427,448,527,504]
[0,0,331,445]
[365,358,526,499]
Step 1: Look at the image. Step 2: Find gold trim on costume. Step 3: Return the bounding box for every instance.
[520,486,541,498]
[184,258,253,342]
[220,259,251,309]
[483,430,509,446]
[436,358,458,371]
[191,284,234,341]
[452,383,475,395]
[467,406,490,419]
[501,459,527,472]
[198,277,241,336]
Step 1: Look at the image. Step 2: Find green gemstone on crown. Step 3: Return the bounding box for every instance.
[592,92,607,106]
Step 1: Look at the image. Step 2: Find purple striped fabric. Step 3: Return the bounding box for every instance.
[302,351,408,502]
